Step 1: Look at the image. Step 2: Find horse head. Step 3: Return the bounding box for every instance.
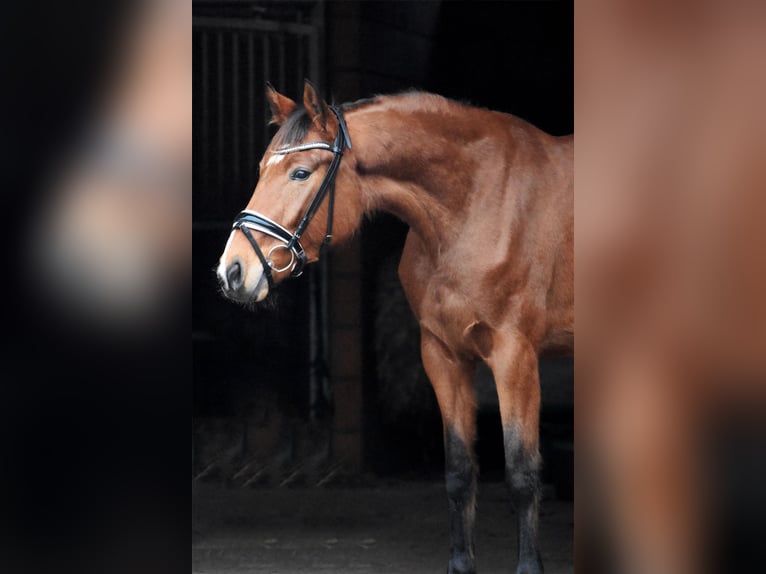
[217,81,361,303]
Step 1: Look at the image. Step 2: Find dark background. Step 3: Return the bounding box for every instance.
[192,0,572,490]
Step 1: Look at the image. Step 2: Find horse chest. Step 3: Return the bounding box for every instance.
[398,236,489,354]
[417,279,485,354]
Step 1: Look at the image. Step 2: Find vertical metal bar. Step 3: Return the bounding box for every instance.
[305,29,317,419]
[296,33,304,91]
[232,32,240,189]
[308,30,319,88]
[216,32,225,191]
[248,32,255,179]
[277,33,286,94]
[310,0,325,87]
[308,265,319,421]
[201,32,209,193]
[310,19,331,422]
[304,25,326,421]
[262,35,271,151]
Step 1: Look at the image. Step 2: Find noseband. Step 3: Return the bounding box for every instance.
[231,105,352,290]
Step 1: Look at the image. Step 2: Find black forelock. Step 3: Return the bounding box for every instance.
[273,108,312,148]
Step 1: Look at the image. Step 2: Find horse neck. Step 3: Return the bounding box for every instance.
[347,98,483,248]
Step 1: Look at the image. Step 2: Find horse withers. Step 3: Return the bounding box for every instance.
[217,81,573,574]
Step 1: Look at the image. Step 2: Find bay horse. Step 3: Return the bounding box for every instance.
[217,81,573,574]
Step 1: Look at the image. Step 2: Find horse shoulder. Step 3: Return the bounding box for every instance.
[397,230,432,320]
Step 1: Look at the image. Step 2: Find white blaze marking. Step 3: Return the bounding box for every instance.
[217,229,237,289]
[266,154,284,166]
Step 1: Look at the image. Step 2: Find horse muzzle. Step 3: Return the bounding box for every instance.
[217,255,270,304]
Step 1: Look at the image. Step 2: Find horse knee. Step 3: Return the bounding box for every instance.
[446,466,473,498]
[509,463,539,497]
[445,426,476,502]
[504,425,541,503]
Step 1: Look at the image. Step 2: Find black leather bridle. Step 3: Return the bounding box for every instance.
[231,105,352,290]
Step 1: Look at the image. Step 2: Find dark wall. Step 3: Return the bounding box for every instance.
[428,0,573,134]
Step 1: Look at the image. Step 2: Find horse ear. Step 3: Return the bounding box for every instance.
[303,80,330,131]
[265,83,297,126]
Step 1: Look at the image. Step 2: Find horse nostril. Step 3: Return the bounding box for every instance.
[226,261,243,290]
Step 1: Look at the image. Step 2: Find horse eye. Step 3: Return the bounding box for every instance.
[289,168,311,181]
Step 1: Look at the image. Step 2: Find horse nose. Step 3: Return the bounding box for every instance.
[226,260,243,291]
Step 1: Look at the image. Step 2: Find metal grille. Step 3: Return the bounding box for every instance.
[192,3,331,432]
[193,8,322,221]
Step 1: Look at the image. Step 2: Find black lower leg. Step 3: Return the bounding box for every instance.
[445,425,477,574]
[504,425,543,574]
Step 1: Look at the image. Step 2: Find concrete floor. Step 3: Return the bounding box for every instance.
[193,481,573,573]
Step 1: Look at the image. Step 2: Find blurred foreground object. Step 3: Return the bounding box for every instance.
[29,0,190,330]
[576,1,766,573]
[1,3,191,574]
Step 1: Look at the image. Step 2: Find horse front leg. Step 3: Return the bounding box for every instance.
[488,334,544,574]
[421,329,479,574]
